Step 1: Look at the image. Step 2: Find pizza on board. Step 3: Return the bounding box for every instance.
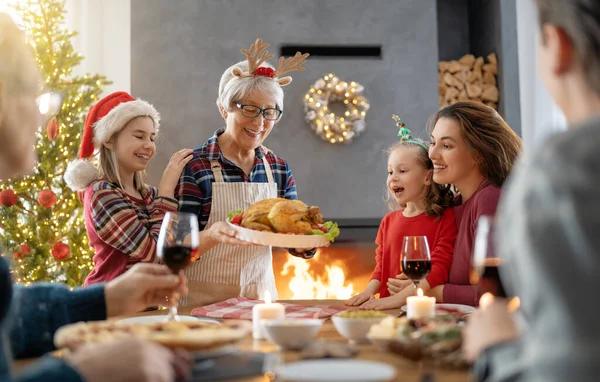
[54,319,251,351]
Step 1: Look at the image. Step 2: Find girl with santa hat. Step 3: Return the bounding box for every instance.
[65,91,192,285]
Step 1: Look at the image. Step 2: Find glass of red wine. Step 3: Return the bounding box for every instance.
[470,215,507,298]
[400,236,432,290]
[157,212,199,321]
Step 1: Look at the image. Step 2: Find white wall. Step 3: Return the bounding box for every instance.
[65,0,131,95]
[516,0,566,150]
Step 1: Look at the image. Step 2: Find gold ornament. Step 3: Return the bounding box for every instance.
[303,73,370,144]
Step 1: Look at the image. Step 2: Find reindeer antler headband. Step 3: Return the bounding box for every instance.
[231,38,310,86]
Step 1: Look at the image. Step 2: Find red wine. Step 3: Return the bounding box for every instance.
[162,245,195,273]
[401,259,431,281]
[470,258,507,297]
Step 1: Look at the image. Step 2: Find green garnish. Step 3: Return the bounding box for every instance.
[311,221,340,242]
[227,208,243,221]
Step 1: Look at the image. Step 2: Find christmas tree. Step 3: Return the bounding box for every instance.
[0,0,110,286]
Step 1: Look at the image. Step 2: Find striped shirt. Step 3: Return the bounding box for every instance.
[83,180,178,285]
[176,129,297,229]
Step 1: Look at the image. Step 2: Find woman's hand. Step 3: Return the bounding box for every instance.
[158,149,194,198]
[288,247,318,259]
[387,274,413,295]
[67,338,192,382]
[205,221,256,247]
[104,263,188,317]
[359,295,403,311]
[344,291,374,306]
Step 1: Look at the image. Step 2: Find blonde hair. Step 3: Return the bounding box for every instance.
[217,60,284,111]
[97,119,148,193]
[384,140,454,217]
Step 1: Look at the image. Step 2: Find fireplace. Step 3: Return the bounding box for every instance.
[273,219,379,300]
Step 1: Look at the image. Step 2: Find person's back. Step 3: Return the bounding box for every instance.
[463,0,600,380]
[498,117,600,380]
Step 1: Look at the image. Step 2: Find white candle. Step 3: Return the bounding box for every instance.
[406,288,436,319]
[252,291,285,340]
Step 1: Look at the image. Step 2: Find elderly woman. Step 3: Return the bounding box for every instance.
[177,39,312,306]
[0,14,188,382]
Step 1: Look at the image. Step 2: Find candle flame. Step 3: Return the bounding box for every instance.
[417,288,424,297]
[508,296,520,312]
[479,292,494,308]
[264,290,272,304]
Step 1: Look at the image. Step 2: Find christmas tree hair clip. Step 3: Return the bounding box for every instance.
[231,38,309,87]
[392,114,429,151]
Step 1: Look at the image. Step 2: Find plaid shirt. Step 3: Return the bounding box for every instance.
[84,180,178,284]
[176,129,297,230]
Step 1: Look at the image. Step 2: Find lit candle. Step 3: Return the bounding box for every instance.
[252,291,285,340]
[406,288,436,319]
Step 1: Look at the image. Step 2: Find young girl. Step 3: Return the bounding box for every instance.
[345,116,457,310]
[64,91,193,285]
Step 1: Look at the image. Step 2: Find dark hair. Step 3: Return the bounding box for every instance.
[427,101,523,188]
[535,0,600,96]
[386,141,454,218]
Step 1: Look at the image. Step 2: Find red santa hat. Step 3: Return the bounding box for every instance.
[64,91,160,191]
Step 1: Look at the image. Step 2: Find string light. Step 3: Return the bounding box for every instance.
[0,0,108,286]
[303,73,370,145]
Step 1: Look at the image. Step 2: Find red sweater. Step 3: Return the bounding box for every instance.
[371,208,457,298]
[83,180,178,286]
[443,183,501,306]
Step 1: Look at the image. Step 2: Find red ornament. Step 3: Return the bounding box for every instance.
[12,252,23,260]
[254,67,276,78]
[51,242,70,261]
[0,189,18,207]
[19,244,31,256]
[38,189,57,208]
[47,118,59,141]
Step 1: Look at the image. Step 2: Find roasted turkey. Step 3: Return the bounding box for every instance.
[240,198,324,234]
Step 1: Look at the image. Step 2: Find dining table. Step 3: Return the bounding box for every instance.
[13,299,470,382]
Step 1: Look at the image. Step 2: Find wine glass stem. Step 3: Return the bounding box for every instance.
[167,292,180,321]
[414,281,420,290]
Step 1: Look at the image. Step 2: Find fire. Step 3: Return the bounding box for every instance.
[281,250,354,299]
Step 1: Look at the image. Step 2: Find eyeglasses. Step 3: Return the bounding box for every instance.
[36,92,63,123]
[236,103,282,121]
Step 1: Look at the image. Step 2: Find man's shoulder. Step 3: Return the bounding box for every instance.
[534,118,600,159]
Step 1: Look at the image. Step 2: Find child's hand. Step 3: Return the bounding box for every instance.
[344,292,374,306]
[387,274,413,295]
[158,149,194,198]
[359,295,402,311]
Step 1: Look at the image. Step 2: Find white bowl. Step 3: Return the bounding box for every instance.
[331,314,388,344]
[261,318,323,350]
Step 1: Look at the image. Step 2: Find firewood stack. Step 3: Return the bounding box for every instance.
[438,53,499,110]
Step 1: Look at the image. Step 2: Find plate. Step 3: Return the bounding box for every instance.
[226,220,329,249]
[277,359,396,382]
[401,303,475,315]
[117,315,221,325]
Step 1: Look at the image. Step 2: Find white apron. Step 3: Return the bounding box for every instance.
[182,157,278,307]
